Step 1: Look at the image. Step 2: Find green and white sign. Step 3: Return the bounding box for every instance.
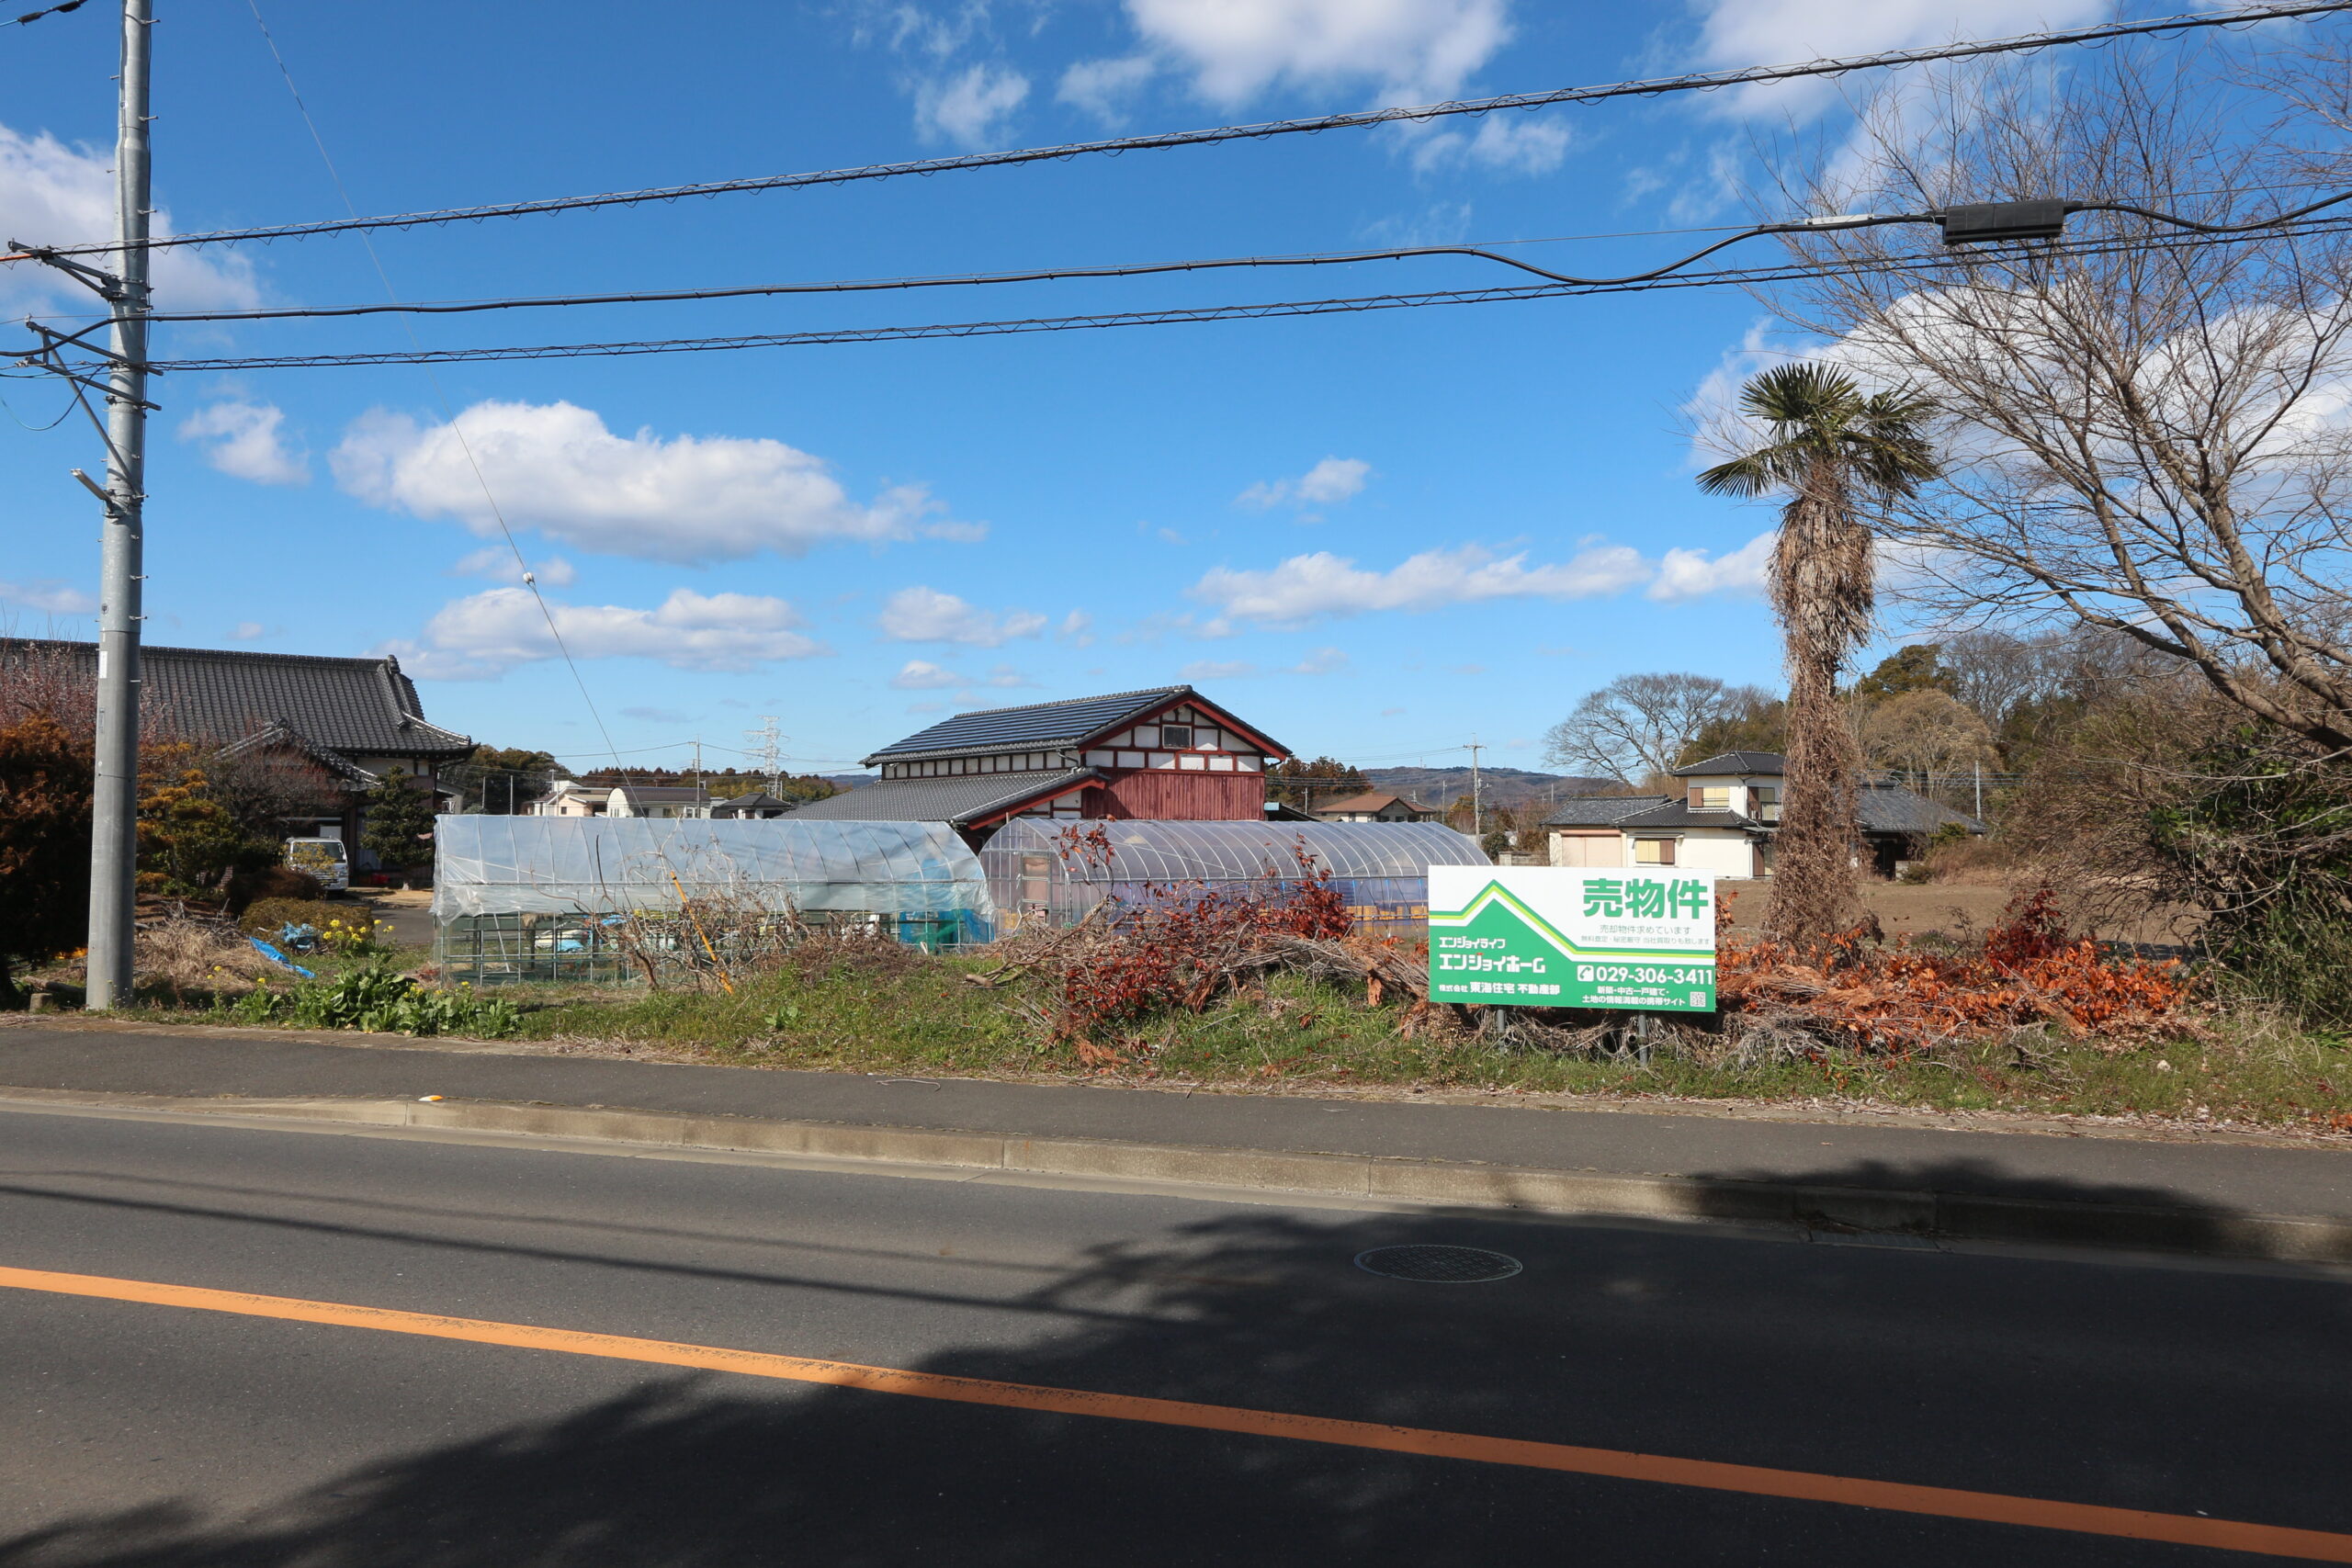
[1427,866,1716,1012]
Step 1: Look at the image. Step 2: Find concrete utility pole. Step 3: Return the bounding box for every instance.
[1467,738,1485,838]
[85,0,154,1011]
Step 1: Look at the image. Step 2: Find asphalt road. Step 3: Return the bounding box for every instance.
[2,1104,2348,1566]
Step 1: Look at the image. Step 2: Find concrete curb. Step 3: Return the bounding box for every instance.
[12,1088,2352,1265]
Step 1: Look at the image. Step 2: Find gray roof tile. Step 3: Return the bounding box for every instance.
[781,767,1101,827]
[1670,751,1784,777]
[1857,784,1985,835]
[1544,795,1669,827]
[6,638,470,759]
[1611,801,1763,829]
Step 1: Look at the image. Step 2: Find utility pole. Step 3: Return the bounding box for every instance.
[84,0,154,1011]
[1467,738,1485,838]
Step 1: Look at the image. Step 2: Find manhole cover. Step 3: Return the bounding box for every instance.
[1353,1245,1523,1283]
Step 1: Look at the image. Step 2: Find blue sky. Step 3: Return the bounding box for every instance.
[0,0,2116,777]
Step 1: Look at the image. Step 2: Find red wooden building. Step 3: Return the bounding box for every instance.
[784,686,1291,844]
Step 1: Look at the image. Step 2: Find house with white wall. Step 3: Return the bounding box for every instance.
[526,781,710,819]
[1543,751,1978,880]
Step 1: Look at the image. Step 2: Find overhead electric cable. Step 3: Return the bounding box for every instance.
[137,222,1928,324]
[143,213,2352,374]
[242,0,624,770]
[15,1,2346,260]
[130,187,2352,327]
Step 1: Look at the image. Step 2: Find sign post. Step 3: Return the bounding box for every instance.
[1427,866,1716,1012]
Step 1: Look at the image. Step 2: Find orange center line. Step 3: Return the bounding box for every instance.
[4,1263,2346,1562]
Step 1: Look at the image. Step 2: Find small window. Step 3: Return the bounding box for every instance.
[1160,725,1193,749]
[1634,839,1677,865]
[1690,785,1730,811]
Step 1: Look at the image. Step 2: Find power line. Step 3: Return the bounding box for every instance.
[23,1,2347,260]
[241,0,625,772]
[135,223,1928,325]
[145,213,2352,374]
[121,186,2352,330]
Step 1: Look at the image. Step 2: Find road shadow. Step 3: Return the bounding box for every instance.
[1680,1151,2343,1261]
[7,1191,2348,1568]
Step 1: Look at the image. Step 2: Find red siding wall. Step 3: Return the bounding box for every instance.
[1089,769,1263,820]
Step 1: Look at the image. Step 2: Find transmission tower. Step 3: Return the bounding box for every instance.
[744,716,786,792]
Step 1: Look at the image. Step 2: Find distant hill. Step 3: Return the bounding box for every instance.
[824,773,877,791]
[1361,766,1622,811]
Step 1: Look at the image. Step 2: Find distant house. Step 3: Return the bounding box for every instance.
[5,639,471,863]
[1315,792,1439,823]
[784,685,1291,845]
[526,781,709,819]
[706,790,796,820]
[1542,751,1984,880]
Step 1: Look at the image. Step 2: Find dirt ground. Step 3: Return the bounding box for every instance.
[346,887,434,948]
[1716,879,2198,948]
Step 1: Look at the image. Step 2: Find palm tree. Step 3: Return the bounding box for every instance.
[1697,363,1939,952]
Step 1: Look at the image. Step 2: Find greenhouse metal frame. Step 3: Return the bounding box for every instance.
[433,817,994,985]
[978,818,1487,940]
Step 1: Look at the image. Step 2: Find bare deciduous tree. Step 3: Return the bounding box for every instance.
[1765,43,2352,749]
[1543,672,1774,785]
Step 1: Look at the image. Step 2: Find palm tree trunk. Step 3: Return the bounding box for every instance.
[1766,470,1870,951]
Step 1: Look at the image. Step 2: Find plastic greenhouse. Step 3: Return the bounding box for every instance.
[433,817,994,984]
[979,818,1487,939]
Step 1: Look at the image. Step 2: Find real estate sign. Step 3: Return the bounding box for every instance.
[1426,866,1716,1013]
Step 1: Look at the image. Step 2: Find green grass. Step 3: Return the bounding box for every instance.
[101,945,2352,1133]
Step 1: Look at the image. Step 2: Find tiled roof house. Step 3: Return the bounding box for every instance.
[5,639,471,863]
[1543,751,1984,879]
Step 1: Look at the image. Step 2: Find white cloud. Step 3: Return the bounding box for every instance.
[1058,55,1159,124]
[332,400,961,565]
[889,659,966,690]
[1401,115,1572,176]
[1181,659,1260,681]
[877,586,1047,646]
[176,399,308,486]
[449,547,579,588]
[1191,543,1650,629]
[620,705,694,724]
[232,621,266,641]
[890,657,1034,692]
[0,124,258,312]
[0,577,96,615]
[1238,456,1372,511]
[1125,0,1510,105]
[384,587,827,680]
[1290,646,1350,674]
[1057,610,1096,647]
[913,63,1030,146]
[1687,0,2105,120]
[1650,531,1776,602]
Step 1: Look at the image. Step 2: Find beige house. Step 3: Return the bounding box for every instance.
[1314,791,1440,823]
[1543,751,1979,880]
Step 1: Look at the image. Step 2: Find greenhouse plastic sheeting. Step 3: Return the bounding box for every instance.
[979,818,1487,935]
[433,817,994,920]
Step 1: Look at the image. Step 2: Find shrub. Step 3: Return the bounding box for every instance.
[222,961,520,1037]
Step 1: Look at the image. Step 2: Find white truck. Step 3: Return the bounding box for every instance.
[283,836,349,892]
